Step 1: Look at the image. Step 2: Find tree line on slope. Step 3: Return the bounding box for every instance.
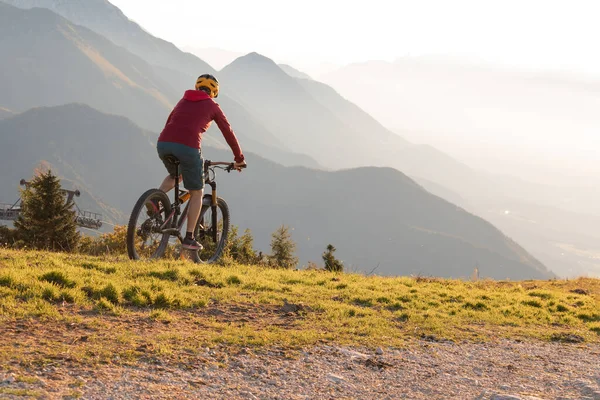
[0,170,344,272]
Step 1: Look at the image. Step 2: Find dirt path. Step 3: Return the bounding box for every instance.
[2,340,599,399]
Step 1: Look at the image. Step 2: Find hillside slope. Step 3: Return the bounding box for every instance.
[0,104,158,220]
[218,152,550,279]
[279,64,312,80]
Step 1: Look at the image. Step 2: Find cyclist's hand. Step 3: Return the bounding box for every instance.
[234,160,247,172]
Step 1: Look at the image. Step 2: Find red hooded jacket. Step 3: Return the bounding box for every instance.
[158,90,244,163]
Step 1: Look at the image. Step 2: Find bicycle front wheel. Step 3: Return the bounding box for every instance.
[126,189,172,261]
[192,196,230,263]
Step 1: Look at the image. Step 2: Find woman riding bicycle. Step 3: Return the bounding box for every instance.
[155,74,246,250]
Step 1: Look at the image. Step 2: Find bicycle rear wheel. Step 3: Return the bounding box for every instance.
[192,196,230,263]
[126,189,172,260]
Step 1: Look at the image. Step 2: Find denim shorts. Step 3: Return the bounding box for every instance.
[157,142,204,190]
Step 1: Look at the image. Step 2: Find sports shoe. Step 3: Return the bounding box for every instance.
[182,237,203,251]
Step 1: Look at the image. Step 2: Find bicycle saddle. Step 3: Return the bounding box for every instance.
[163,155,180,165]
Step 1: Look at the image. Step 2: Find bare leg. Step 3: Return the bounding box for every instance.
[159,175,182,193]
[186,189,203,236]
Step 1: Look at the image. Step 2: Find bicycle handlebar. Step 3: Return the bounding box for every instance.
[204,160,247,173]
[206,161,233,166]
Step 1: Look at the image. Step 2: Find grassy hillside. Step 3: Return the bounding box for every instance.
[0,249,598,367]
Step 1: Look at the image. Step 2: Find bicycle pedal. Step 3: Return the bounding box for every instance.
[161,228,180,235]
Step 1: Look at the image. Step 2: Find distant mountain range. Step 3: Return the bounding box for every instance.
[320,58,600,188]
[0,0,320,167]
[0,104,553,280]
[0,1,320,170]
[321,59,600,278]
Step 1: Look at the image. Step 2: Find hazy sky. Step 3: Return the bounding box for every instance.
[110,0,600,75]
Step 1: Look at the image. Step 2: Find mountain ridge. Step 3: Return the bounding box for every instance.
[1,0,216,75]
[0,1,177,130]
[221,52,410,170]
[279,64,312,80]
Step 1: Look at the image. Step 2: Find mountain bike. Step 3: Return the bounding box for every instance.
[126,156,244,263]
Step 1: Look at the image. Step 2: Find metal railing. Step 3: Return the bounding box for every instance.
[0,203,103,229]
[75,211,103,229]
[0,203,20,221]
[1,180,104,230]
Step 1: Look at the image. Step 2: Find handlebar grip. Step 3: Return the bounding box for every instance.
[226,163,247,173]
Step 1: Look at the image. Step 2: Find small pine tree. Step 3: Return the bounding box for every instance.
[269,225,299,269]
[232,227,257,264]
[0,225,17,247]
[322,244,344,273]
[14,170,79,251]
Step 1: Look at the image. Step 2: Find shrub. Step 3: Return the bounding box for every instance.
[78,225,127,256]
[322,244,343,273]
[268,225,298,269]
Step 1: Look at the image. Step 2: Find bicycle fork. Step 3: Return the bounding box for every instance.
[209,181,218,242]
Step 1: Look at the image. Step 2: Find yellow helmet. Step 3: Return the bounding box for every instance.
[195,74,219,98]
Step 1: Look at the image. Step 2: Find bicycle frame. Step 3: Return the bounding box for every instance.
[159,159,233,242]
[159,200,190,238]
